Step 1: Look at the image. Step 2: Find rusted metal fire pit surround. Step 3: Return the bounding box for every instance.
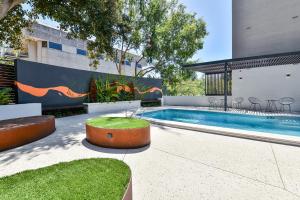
[86,123,150,149]
[0,115,56,151]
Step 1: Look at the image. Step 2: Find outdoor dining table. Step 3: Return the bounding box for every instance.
[265,99,278,112]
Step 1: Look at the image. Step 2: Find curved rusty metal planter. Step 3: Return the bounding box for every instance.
[86,124,150,149]
[0,115,55,151]
[122,177,132,200]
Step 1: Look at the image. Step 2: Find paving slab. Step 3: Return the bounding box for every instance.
[272,143,300,195]
[124,147,298,200]
[150,125,283,188]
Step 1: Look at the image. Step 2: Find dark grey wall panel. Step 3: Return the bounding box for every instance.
[16,60,162,108]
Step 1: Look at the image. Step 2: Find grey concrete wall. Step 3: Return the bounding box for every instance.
[16,60,162,109]
[233,0,300,58]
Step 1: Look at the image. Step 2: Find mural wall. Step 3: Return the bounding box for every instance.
[15,60,163,109]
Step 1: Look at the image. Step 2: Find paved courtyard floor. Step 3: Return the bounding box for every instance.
[1,112,300,200]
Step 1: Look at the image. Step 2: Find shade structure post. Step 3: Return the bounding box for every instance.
[224,62,228,111]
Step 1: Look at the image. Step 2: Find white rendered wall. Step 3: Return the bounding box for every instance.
[84,100,141,114]
[0,103,42,121]
[163,96,232,107]
[232,64,300,111]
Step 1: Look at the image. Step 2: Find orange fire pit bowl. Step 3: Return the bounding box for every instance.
[0,115,56,151]
[86,124,150,149]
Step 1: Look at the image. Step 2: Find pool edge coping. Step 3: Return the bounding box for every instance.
[139,107,300,147]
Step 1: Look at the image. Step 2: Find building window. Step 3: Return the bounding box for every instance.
[42,41,48,48]
[205,72,232,96]
[77,48,87,56]
[137,64,142,68]
[49,42,62,51]
[125,60,131,66]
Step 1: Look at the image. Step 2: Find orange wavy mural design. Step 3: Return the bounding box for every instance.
[114,82,162,95]
[15,81,88,98]
[134,87,162,95]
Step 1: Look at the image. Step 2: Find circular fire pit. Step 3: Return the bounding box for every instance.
[86,117,150,149]
[0,115,55,151]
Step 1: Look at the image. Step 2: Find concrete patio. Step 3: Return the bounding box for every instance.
[1,112,300,200]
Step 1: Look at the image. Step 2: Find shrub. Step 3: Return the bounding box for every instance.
[94,76,119,103]
[89,75,137,103]
[0,88,12,105]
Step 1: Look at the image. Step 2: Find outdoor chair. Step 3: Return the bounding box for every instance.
[232,97,244,109]
[279,97,295,113]
[208,97,218,108]
[248,97,262,111]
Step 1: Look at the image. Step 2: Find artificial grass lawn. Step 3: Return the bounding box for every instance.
[0,158,131,200]
[86,117,150,129]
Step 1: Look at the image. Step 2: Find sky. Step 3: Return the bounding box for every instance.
[179,0,232,62]
[35,0,232,63]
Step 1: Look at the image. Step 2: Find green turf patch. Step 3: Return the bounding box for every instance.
[86,117,150,129]
[0,158,131,200]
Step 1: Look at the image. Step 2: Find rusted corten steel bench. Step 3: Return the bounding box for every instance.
[0,116,55,151]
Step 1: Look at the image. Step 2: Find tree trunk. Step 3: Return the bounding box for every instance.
[0,0,24,20]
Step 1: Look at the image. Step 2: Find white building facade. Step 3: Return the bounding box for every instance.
[166,0,300,112]
[21,23,145,76]
[231,0,300,110]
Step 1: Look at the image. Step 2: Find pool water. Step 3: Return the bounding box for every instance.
[139,109,300,137]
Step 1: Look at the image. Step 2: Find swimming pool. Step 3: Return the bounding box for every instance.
[139,109,300,137]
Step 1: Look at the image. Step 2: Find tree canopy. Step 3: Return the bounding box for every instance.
[109,0,207,80]
[0,0,120,55]
[1,0,207,85]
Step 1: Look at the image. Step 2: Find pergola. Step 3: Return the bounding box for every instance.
[184,51,300,111]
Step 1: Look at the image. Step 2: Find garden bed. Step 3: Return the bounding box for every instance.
[86,117,150,149]
[0,158,132,200]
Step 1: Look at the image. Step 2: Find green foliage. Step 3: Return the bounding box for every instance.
[118,89,135,101]
[117,76,135,101]
[166,76,205,96]
[1,0,120,57]
[0,88,12,105]
[163,65,205,96]
[108,0,146,74]
[108,0,207,77]
[0,57,13,65]
[43,107,86,118]
[94,76,119,103]
[135,0,207,78]
[92,75,138,103]
[0,5,29,49]
[0,158,131,200]
[1,0,207,79]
